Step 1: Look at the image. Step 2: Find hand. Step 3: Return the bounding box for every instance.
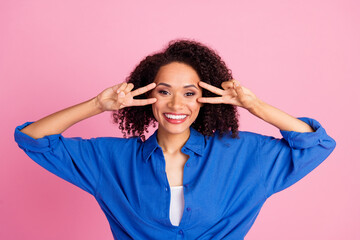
[197,79,259,111]
[95,82,157,111]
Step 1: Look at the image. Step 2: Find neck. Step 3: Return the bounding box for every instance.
[156,127,191,154]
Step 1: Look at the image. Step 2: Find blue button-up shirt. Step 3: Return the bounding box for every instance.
[14,117,336,239]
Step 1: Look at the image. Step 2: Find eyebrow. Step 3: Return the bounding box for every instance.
[156,83,199,89]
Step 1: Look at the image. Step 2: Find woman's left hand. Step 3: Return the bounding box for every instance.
[197,79,259,111]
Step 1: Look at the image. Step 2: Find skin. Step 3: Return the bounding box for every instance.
[148,62,203,186]
[105,62,313,186]
[20,60,314,186]
[149,62,203,153]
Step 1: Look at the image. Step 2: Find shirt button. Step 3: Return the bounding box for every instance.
[186,207,191,212]
[165,187,168,191]
[186,163,190,167]
[178,230,183,235]
[184,184,189,188]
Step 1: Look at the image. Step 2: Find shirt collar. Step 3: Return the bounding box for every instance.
[142,126,205,163]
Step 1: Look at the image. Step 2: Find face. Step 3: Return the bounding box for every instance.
[150,61,203,136]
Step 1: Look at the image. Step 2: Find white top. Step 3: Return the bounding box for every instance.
[169,186,184,226]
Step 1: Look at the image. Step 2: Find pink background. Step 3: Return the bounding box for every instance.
[1,0,359,239]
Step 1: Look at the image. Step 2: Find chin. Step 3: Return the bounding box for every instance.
[158,123,191,135]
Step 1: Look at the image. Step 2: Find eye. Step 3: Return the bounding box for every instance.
[185,92,195,96]
[158,90,169,95]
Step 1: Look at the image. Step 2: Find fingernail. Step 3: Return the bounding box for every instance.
[119,91,125,97]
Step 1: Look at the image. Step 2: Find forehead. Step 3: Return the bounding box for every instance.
[154,62,200,86]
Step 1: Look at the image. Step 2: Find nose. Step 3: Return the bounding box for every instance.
[167,93,184,109]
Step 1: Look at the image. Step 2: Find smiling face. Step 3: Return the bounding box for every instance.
[150,61,203,137]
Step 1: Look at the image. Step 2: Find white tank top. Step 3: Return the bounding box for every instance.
[169,186,184,226]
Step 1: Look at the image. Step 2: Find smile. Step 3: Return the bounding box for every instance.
[164,113,187,119]
[163,113,188,124]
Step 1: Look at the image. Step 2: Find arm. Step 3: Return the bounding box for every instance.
[247,99,314,133]
[20,97,103,139]
[20,82,157,139]
[15,82,157,195]
[197,79,336,197]
[257,117,335,197]
[198,80,314,133]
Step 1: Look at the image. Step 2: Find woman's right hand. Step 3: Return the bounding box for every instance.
[95,82,157,111]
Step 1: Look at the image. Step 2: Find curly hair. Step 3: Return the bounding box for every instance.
[112,39,239,141]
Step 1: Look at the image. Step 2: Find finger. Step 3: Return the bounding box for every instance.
[116,82,128,93]
[117,90,126,100]
[198,81,224,96]
[233,81,244,96]
[221,81,235,90]
[131,83,156,97]
[124,83,134,94]
[111,82,123,93]
[233,80,240,87]
[234,81,244,94]
[197,97,224,104]
[131,98,157,106]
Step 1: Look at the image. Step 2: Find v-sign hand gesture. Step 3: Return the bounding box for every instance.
[96,82,157,111]
[197,79,259,111]
[198,79,315,133]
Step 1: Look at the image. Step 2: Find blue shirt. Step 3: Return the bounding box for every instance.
[14,117,336,240]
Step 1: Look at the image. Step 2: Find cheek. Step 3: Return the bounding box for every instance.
[188,101,201,112]
[151,100,164,119]
[152,98,165,109]
[151,104,159,122]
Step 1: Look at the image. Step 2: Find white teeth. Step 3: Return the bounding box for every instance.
[164,114,187,120]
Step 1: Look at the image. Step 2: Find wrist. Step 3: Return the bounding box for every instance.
[92,96,105,113]
[247,98,264,116]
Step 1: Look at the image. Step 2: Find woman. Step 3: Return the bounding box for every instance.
[14,39,336,239]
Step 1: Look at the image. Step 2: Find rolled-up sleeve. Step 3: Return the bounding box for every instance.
[258,117,336,198]
[14,122,102,196]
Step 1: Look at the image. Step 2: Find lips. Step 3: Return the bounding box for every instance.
[163,113,188,124]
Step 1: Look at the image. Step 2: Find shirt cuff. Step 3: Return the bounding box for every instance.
[14,121,62,153]
[279,117,327,149]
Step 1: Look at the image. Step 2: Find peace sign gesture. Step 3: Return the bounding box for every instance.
[96,82,157,111]
[197,79,259,111]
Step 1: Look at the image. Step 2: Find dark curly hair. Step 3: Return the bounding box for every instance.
[112,39,239,141]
